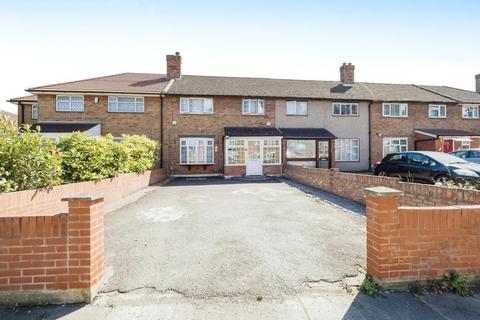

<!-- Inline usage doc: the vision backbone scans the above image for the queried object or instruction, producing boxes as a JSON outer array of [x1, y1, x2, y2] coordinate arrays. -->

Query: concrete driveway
[[101, 177, 366, 300]]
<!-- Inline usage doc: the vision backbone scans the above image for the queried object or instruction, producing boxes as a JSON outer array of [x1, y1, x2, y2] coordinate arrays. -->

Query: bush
[[58, 133, 128, 182], [120, 135, 159, 173], [0, 115, 62, 192]]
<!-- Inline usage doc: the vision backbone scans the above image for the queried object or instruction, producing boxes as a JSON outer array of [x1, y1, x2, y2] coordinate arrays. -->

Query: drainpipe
[[368, 101, 372, 171], [19, 102, 25, 125], [160, 95, 164, 168]]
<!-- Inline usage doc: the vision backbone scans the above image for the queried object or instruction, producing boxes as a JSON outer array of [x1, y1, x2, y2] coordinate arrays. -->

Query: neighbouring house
[[0, 109, 17, 121], [8, 52, 480, 176]]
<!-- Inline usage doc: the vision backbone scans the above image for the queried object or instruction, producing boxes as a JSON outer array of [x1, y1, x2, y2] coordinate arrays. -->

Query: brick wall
[[370, 102, 480, 164], [35, 94, 161, 140], [365, 187, 480, 286], [284, 165, 480, 206], [162, 96, 276, 175], [0, 194, 104, 305], [0, 169, 166, 218]]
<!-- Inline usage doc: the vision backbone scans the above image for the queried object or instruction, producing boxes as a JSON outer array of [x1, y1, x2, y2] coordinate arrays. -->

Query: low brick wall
[[0, 168, 167, 217], [0, 194, 104, 305], [365, 187, 480, 286], [284, 165, 480, 206]]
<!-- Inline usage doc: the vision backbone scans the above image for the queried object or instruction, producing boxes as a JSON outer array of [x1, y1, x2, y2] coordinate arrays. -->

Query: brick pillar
[[364, 187, 403, 282], [62, 193, 104, 302]]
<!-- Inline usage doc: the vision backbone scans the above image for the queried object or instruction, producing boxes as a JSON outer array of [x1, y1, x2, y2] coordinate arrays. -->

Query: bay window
[[180, 137, 214, 165], [180, 98, 213, 114], [335, 139, 359, 161]]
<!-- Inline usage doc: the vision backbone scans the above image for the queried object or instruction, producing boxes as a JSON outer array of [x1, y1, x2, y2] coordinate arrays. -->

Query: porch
[[414, 128, 480, 153]]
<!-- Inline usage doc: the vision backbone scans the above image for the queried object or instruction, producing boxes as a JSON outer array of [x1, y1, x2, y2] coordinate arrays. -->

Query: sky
[[0, 0, 479, 112]]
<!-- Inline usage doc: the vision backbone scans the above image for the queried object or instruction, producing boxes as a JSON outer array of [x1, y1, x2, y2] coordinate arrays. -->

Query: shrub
[[0, 115, 62, 192], [58, 133, 128, 182], [120, 135, 159, 173], [359, 276, 382, 296]]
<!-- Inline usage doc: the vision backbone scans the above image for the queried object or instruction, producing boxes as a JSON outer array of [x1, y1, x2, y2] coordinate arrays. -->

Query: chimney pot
[[167, 52, 182, 79], [340, 62, 355, 85]]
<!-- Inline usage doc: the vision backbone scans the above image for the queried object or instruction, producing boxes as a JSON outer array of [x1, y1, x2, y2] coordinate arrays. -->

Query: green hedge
[[0, 116, 62, 192], [0, 117, 159, 192]]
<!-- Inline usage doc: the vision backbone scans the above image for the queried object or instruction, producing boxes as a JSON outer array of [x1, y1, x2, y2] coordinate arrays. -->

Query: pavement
[[1, 177, 479, 319]]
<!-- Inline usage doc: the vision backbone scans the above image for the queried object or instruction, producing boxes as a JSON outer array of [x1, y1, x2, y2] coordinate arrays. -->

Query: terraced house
[[9, 53, 480, 176]]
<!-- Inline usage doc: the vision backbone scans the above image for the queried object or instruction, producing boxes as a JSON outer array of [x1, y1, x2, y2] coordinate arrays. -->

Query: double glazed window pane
[[287, 140, 315, 158], [243, 99, 264, 114], [180, 98, 213, 114], [108, 97, 144, 113], [287, 101, 307, 115], [180, 138, 214, 164]]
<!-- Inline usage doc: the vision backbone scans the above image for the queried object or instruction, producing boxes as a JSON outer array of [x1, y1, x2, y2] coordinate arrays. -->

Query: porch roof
[[279, 128, 336, 139], [29, 122, 99, 133], [415, 128, 480, 138], [224, 127, 283, 137]]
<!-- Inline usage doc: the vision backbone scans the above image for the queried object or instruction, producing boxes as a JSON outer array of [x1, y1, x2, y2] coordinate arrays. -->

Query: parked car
[[374, 151, 480, 183], [449, 149, 480, 164]]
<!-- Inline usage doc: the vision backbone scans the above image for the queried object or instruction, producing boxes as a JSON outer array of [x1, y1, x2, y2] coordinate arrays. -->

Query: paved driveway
[[101, 177, 366, 300]]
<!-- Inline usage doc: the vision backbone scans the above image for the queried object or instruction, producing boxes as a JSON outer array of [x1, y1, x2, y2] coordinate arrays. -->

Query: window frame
[[31, 104, 38, 120], [224, 137, 282, 166], [334, 138, 360, 162], [286, 101, 308, 116], [331, 102, 359, 116], [462, 105, 479, 119], [179, 97, 214, 114], [460, 139, 470, 149], [179, 137, 215, 165], [382, 103, 408, 118], [242, 99, 265, 115], [428, 104, 447, 118], [108, 96, 145, 113], [55, 95, 84, 112], [383, 137, 408, 157]]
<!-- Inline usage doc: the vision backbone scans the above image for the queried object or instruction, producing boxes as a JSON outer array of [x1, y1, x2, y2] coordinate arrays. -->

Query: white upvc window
[[286, 101, 308, 115], [226, 139, 246, 165], [334, 139, 359, 161], [382, 103, 408, 117], [180, 137, 214, 165], [108, 96, 144, 113], [242, 99, 265, 115], [263, 139, 281, 164], [56, 95, 84, 112], [332, 102, 359, 116], [383, 137, 408, 156], [428, 104, 447, 118], [461, 139, 471, 149], [180, 98, 213, 114], [31, 104, 38, 120], [462, 105, 479, 119]]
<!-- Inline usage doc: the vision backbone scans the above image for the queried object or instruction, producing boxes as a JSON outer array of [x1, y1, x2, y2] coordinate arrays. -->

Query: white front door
[[246, 140, 263, 175]]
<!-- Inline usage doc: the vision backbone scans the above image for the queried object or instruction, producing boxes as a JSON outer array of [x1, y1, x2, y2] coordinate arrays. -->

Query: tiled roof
[[224, 127, 282, 137], [8, 95, 37, 103], [415, 128, 480, 137], [168, 75, 455, 103], [279, 128, 336, 139], [416, 85, 480, 103], [24, 73, 460, 102], [29, 73, 172, 95], [30, 122, 99, 133]]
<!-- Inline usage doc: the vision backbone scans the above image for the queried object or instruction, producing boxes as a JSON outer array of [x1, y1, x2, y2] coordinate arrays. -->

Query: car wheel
[[378, 171, 387, 177], [434, 175, 450, 183]]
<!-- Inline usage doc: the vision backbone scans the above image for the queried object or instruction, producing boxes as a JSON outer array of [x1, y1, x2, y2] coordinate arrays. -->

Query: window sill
[[179, 163, 215, 166], [241, 113, 265, 116], [286, 114, 308, 116], [179, 112, 214, 115], [331, 114, 360, 117], [55, 110, 85, 113]]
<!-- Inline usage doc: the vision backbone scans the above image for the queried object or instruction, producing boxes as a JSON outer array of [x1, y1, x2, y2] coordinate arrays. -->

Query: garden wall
[[284, 165, 480, 206], [365, 187, 480, 286], [0, 168, 167, 218]]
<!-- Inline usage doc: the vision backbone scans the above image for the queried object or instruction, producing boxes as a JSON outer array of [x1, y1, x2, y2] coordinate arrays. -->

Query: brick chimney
[[476, 74, 480, 93], [340, 63, 355, 85], [167, 52, 182, 79]]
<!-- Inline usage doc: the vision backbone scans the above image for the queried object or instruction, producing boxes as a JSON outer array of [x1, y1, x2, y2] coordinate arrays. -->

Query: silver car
[[450, 149, 480, 164]]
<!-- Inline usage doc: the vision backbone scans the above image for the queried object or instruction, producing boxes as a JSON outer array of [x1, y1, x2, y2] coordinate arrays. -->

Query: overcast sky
[[1, 0, 479, 112]]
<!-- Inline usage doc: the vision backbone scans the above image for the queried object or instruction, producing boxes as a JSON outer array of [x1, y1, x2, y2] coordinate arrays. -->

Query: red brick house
[[8, 52, 480, 176]]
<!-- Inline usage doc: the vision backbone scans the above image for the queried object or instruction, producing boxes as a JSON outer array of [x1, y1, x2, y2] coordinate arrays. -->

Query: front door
[[246, 140, 262, 175], [443, 139, 453, 153]]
